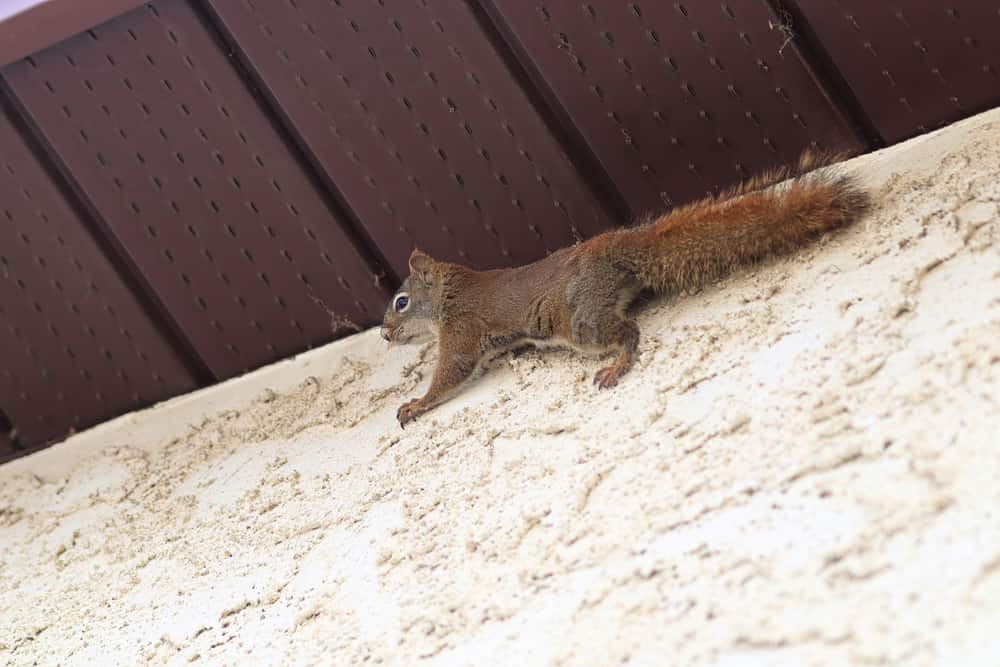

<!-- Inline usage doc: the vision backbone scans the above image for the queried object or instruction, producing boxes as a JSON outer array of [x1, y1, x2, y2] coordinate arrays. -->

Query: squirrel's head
[[381, 249, 440, 345]]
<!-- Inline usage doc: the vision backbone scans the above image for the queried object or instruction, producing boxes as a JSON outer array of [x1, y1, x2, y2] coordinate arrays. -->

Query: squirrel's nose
[[380, 327, 390, 342]]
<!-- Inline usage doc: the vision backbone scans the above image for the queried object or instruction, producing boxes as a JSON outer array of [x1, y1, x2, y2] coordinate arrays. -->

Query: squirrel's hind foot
[[594, 357, 633, 389]]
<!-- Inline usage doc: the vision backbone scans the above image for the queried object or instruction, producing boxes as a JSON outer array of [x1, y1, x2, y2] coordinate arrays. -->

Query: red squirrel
[[381, 151, 870, 427]]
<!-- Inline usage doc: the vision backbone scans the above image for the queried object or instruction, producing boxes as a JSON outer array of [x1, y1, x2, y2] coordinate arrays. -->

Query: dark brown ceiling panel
[[484, 0, 865, 217], [0, 409, 21, 463], [2, 1, 388, 380], [0, 101, 198, 447], [788, 1, 1000, 144], [0, 0, 148, 68], [201, 0, 614, 274]]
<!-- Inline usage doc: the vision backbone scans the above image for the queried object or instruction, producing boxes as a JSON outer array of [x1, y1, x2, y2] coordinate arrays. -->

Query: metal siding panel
[[0, 410, 17, 462], [203, 0, 614, 275], [2, 1, 387, 380], [791, 1, 1000, 144], [0, 0, 149, 68], [486, 0, 865, 216], [0, 102, 198, 446]]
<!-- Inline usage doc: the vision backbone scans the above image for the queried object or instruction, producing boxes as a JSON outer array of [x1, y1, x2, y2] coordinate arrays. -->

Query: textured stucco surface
[[1, 108, 999, 666]]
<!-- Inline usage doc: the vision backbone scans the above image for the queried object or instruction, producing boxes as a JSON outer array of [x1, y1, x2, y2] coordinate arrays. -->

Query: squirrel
[[381, 151, 870, 427]]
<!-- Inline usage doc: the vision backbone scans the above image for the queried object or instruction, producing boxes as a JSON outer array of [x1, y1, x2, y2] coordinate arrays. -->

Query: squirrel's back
[[592, 151, 871, 294]]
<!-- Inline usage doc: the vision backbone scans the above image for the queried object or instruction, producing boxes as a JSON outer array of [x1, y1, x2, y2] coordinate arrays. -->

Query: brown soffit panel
[[789, 1, 1000, 144], [0, 434, 14, 464], [202, 0, 614, 275], [2, 1, 388, 381], [0, 410, 21, 463], [0, 0, 149, 68], [0, 101, 199, 447], [484, 1, 866, 217], [0, 431, 27, 465]]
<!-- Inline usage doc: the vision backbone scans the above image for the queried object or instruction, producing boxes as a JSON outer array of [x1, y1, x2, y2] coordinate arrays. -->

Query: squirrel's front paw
[[397, 399, 425, 428]]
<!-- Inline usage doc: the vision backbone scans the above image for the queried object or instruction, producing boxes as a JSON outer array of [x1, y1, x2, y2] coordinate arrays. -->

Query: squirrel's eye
[[394, 294, 410, 312]]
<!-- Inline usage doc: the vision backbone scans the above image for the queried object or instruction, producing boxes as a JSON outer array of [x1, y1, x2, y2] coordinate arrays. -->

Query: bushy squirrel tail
[[612, 150, 871, 294]]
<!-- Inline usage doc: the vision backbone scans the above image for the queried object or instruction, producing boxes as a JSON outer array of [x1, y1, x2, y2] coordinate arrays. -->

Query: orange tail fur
[[611, 151, 871, 293]]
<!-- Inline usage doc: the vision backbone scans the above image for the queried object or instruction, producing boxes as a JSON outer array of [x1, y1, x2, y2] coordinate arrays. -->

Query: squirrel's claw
[[397, 399, 424, 428], [594, 364, 625, 389]]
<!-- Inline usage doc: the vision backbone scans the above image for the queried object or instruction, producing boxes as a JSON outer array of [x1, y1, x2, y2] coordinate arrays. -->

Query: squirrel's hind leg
[[570, 312, 640, 389], [565, 263, 642, 388], [593, 318, 639, 389]]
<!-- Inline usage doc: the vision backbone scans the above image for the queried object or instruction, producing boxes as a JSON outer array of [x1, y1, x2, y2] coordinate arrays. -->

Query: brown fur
[[381, 151, 870, 427]]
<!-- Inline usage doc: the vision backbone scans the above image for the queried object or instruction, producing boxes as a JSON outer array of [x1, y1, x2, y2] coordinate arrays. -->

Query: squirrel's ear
[[408, 248, 436, 285]]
